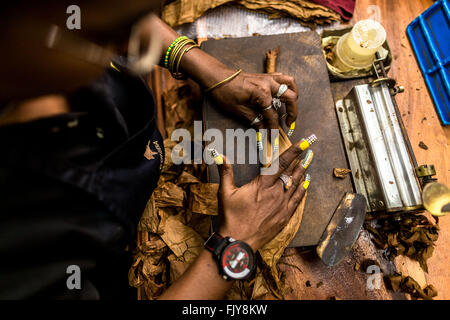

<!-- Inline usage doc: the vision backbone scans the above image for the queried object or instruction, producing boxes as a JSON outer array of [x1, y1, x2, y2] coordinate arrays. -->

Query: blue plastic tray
[[407, 0, 450, 125]]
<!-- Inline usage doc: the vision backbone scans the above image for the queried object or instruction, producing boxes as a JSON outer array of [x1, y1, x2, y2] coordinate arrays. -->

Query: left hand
[[208, 69, 299, 130]]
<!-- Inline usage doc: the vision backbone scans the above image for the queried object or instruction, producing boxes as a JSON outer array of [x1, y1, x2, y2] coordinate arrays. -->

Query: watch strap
[[204, 232, 228, 259]]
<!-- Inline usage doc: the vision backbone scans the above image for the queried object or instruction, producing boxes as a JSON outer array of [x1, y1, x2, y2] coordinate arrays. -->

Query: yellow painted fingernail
[[273, 135, 279, 152], [256, 131, 263, 151], [288, 121, 296, 137], [208, 148, 223, 165], [301, 150, 314, 169], [303, 174, 311, 190], [299, 134, 317, 151]]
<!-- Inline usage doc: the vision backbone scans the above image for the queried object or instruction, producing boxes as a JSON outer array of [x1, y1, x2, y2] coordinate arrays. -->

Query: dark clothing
[[0, 59, 164, 299]]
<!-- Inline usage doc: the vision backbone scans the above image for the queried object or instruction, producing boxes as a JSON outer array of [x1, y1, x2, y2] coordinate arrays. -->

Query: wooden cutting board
[[202, 32, 352, 247]]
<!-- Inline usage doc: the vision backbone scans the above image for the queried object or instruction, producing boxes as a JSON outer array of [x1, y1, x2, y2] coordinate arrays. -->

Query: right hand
[[216, 142, 313, 251], [208, 70, 299, 131]]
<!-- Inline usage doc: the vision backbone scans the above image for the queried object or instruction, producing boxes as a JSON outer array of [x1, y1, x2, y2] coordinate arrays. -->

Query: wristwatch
[[204, 232, 255, 280]]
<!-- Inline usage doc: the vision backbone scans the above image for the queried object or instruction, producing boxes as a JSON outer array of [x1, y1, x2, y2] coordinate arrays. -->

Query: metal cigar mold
[[334, 56, 433, 213]]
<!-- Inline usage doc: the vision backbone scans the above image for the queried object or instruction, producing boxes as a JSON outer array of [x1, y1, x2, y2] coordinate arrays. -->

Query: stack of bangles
[[164, 36, 242, 92], [164, 36, 199, 79]]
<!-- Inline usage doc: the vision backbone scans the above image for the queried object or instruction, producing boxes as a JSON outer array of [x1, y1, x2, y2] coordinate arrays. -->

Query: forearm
[[149, 16, 234, 88], [158, 249, 234, 300], [151, 17, 240, 300]]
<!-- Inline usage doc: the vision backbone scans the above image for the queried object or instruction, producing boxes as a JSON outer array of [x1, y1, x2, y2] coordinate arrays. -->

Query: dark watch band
[[204, 232, 229, 259]]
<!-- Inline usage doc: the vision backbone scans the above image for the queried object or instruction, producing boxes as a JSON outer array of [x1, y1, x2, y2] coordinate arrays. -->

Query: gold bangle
[[168, 39, 188, 72], [168, 39, 195, 74], [205, 69, 242, 93], [175, 44, 199, 78]]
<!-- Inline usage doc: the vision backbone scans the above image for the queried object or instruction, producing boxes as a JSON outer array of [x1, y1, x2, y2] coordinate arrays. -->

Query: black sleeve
[[0, 167, 136, 300]]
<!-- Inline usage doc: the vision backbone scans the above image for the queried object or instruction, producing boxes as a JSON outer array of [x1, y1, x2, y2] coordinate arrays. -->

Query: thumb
[[209, 148, 235, 192]]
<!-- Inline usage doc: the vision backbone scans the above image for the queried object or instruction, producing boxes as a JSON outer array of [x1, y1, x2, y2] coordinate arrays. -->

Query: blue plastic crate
[[407, 0, 450, 125]]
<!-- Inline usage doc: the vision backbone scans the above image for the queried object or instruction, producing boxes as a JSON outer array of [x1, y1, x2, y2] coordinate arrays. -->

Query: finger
[[268, 79, 298, 128], [281, 89, 298, 128], [238, 104, 264, 130], [232, 104, 265, 151], [262, 107, 280, 132], [267, 137, 315, 185], [288, 149, 313, 196], [270, 74, 299, 127], [248, 81, 280, 131], [275, 157, 300, 191], [271, 74, 299, 98], [287, 174, 310, 212], [209, 149, 236, 193]]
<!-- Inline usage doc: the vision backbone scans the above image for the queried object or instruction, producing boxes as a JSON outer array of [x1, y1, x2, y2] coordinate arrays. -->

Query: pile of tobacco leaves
[[365, 212, 439, 299]]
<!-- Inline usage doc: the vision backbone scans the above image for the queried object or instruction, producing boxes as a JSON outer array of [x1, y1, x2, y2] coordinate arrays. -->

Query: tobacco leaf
[[333, 168, 351, 179], [128, 234, 168, 298], [138, 194, 160, 233], [251, 270, 272, 300], [365, 213, 439, 273], [386, 273, 438, 300], [162, 0, 340, 28], [189, 183, 219, 215], [259, 194, 307, 268], [187, 212, 213, 240], [177, 171, 200, 186], [154, 181, 186, 208], [157, 209, 204, 262], [162, 83, 196, 138]]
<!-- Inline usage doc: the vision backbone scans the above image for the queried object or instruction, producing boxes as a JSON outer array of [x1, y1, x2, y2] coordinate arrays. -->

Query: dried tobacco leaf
[[154, 181, 185, 208], [259, 194, 307, 268], [189, 183, 219, 215], [386, 273, 438, 300], [333, 168, 351, 179], [162, 0, 340, 28], [138, 194, 159, 233], [187, 212, 213, 240], [128, 234, 168, 298], [157, 209, 203, 262], [177, 171, 200, 186], [365, 213, 438, 273]]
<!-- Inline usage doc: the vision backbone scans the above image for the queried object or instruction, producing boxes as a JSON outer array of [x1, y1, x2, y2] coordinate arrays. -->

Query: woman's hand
[[215, 141, 313, 251], [209, 69, 299, 131]]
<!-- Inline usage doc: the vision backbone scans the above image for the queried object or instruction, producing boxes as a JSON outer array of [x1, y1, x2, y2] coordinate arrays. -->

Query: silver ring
[[250, 113, 263, 125], [262, 98, 282, 112], [272, 97, 282, 110], [262, 104, 273, 112], [276, 84, 288, 98], [279, 174, 293, 190]]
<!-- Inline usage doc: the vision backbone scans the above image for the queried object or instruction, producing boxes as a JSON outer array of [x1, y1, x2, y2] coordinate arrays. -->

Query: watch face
[[220, 242, 254, 280]]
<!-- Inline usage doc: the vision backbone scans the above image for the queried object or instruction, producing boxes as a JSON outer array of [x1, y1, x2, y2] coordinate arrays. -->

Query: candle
[[334, 19, 386, 72]]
